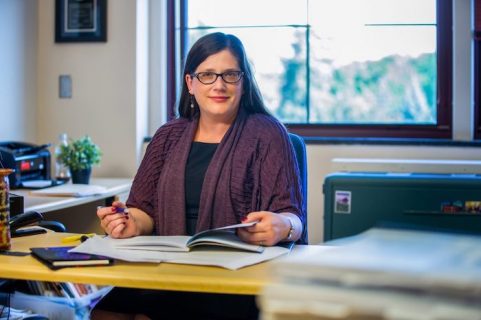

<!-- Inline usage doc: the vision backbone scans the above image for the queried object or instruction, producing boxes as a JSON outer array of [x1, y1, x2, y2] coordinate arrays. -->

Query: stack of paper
[[29, 184, 108, 197], [259, 228, 481, 320]]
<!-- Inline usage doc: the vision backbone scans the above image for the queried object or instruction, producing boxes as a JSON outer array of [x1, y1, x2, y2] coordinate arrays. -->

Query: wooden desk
[[14, 178, 132, 213], [13, 178, 132, 234], [0, 233, 319, 295]]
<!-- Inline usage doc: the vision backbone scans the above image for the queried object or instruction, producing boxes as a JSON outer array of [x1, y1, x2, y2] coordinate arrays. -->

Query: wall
[[0, 0, 37, 142], [36, 0, 146, 179]]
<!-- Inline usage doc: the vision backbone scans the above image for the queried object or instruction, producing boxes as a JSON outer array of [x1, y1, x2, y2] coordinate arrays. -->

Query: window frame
[[171, 0, 453, 139], [475, 0, 481, 139], [475, 40, 480, 139]]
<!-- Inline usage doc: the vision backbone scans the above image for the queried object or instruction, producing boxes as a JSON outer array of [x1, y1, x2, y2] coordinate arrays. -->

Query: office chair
[[288, 133, 308, 243], [288, 133, 308, 205]]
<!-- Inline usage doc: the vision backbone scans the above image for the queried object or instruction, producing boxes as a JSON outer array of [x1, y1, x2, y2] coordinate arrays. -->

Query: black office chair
[[288, 133, 308, 242], [288, 133, 308, 204]]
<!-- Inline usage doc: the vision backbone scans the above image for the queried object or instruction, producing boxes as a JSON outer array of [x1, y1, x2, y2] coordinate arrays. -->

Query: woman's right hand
[[97, 201, 138, 238]]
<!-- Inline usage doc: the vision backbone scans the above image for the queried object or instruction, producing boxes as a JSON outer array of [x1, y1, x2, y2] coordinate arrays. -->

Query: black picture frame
[[55, 0, 107, 43]]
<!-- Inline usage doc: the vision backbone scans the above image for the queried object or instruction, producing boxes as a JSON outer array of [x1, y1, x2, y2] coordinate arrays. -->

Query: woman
[[93, 32, 306, 320]]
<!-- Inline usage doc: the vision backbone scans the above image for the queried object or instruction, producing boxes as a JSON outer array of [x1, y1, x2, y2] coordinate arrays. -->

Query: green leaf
[[57, 135, 102, 170]]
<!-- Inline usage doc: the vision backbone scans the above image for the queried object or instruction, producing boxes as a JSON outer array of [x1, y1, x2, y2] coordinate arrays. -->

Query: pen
[[97, 206, 130, 214], [61, 233, 95, 243]]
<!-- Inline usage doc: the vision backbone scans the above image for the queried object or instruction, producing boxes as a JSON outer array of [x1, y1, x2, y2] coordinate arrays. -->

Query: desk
[[0, 233, 319, 295], [13, 178, 132, 234], [14, 178, 132, 213]]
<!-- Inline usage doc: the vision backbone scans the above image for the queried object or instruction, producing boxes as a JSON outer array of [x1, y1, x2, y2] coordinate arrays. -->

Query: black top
[[185, 142, 218, 235]]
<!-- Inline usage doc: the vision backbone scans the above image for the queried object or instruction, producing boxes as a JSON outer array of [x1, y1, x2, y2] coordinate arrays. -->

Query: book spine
[[64, 282, 81, 299], [58, 282, 77, 299]]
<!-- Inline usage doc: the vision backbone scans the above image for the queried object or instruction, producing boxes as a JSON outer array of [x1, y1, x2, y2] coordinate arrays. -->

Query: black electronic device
[[9, 193, 24, 216], [7, 211, 66, 237], [0, 141, 52, 189], [9, 211, 44, 230]]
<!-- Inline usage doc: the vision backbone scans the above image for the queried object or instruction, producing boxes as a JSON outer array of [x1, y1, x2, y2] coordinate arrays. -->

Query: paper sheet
[[275, 228, 481, 294], [70, 235, 289, 270], [29, 184, 108, 197]]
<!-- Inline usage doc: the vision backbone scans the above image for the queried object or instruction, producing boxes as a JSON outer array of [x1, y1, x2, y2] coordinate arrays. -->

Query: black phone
[[9, 211, 46, 237]]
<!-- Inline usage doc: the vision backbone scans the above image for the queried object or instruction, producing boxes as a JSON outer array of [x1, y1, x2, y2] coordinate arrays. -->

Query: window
[[173, 0, 452, 138], [475, 0, 481, 139]]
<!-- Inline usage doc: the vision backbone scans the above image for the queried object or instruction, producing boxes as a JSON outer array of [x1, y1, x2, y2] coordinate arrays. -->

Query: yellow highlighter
[[61, 233, 95, 244]]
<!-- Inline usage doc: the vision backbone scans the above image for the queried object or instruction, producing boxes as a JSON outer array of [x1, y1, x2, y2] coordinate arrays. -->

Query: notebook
[[30, 246, 113, 270]]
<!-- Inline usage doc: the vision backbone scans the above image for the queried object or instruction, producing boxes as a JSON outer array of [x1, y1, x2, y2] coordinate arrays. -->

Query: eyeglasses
[[191, 71, 244, 85]]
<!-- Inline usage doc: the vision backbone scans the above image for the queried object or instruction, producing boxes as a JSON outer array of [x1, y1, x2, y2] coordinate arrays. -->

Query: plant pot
[[70, 167, 92, 184]]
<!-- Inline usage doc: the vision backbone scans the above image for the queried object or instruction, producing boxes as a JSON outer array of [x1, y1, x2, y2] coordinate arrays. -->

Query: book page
[[71, 235, 290, 269], [107, 221, 261, 253], [108, 235, 191, 252], [190, 220, 258, 241], [70, 235, 168, 263], [163, 246, 289, 270], [187, 231, 264, 253]]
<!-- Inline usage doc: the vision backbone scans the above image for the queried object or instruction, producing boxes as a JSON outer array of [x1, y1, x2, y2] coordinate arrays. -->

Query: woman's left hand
[[237, 211, 291, 246]]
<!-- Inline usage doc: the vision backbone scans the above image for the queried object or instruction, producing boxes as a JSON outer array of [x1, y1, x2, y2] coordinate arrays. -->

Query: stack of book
[[259, 228, 481, 320], [24, 281, 101, 299]]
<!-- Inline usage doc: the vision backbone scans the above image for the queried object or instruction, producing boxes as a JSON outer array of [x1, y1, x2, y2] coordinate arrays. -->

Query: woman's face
[[186, 49, 243, 122]]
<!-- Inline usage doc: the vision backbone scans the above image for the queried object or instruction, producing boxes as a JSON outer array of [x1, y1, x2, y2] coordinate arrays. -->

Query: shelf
[[404, 210, 481, 216]]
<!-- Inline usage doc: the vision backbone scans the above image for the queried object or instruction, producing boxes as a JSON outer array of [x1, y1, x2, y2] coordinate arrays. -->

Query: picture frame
[[55, 0, 107, 43]]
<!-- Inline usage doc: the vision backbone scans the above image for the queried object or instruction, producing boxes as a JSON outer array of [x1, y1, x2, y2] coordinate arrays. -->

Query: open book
[[70, 221, 292, 270], [104, 221, 263, 253]]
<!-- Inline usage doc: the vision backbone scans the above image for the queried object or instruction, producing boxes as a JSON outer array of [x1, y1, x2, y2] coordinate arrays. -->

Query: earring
[[190, 95, 195, 109]]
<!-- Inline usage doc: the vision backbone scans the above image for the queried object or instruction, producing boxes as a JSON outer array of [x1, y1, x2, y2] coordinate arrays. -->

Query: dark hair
[[178, 32, 270, 119]]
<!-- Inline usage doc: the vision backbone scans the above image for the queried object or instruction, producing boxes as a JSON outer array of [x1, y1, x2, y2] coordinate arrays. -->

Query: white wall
[[36, 0, 145, 178], [0, 0, 37, 142]]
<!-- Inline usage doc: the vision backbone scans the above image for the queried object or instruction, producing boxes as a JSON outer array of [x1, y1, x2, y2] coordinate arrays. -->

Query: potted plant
[[57, 135, 102, 184]]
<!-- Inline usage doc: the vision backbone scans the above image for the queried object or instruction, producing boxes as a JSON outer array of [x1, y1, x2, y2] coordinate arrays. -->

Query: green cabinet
[[323, 172, 481, 241]]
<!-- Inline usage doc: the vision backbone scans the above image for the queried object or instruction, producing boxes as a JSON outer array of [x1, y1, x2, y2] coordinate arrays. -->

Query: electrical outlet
[[59, 75, 72, 98]]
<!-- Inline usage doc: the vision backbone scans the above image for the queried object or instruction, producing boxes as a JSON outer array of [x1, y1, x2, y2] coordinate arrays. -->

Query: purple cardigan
[[127, 110, 307, 244]]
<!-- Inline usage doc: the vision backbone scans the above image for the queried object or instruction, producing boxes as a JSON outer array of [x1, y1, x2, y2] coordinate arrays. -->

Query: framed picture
[[55, 0, 107, 43]]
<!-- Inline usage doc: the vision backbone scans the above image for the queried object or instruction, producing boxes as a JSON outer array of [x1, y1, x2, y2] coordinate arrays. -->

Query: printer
[[0, 142, 51, 189]]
